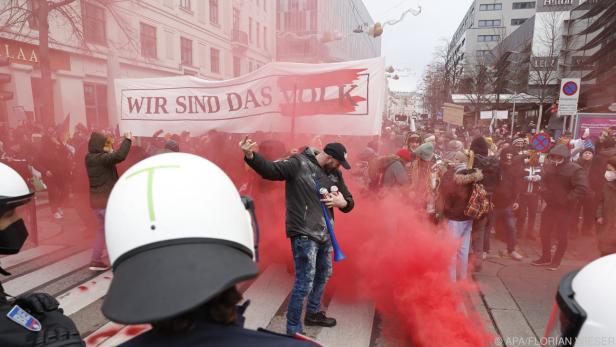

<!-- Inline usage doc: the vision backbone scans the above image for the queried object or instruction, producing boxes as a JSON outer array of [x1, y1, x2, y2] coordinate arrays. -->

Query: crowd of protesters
[[352, 122, 616, 281], [1, 118, 616, 280]]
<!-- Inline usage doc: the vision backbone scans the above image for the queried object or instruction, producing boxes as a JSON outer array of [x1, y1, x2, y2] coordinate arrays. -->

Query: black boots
[[305, 311, 337, 327]]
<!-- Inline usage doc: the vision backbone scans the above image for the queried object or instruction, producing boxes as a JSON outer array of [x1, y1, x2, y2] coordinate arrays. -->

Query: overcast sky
[[363, 0, 473, 92]]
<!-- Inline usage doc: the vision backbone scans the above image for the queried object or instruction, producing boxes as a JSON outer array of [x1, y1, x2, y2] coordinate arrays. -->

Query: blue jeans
[[286, 236, 332, 335], [448, 220, 472, 281], [493, 207, 517, 253], [91, 208, 106, 262]]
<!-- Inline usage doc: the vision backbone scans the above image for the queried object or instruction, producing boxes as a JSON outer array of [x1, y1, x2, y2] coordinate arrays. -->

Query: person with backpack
[[440, 150, 485, 281], [469, 136, 500, 271], [382, 149, 412, 188]]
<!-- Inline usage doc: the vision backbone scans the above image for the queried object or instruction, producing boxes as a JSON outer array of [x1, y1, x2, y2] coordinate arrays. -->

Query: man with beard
[[240, 137, 354, 336], [532, 144, 589, 270]]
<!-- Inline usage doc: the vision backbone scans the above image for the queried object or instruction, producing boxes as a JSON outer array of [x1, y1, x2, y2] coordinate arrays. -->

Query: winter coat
[[85, 133, 131, 209], [440, 166, 483, 221], [245, 147, 354, 243], [383, 160, 409, 187], [596, 181, 616, 256], [493, 156, 523, 209], [473, 154, 500, 194], [540, 144, 589, 209]]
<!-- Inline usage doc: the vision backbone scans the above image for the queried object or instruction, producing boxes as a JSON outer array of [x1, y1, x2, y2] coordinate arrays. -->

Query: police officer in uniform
[[0, 162, 84, 347], [101, 153, 319, 346]]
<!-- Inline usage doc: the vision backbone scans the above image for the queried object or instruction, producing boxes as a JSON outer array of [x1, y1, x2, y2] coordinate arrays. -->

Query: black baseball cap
[[324, 143, 351, 169]]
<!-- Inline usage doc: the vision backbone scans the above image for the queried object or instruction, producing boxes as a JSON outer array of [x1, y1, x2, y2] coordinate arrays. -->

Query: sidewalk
[[473, 233, 600, 347]]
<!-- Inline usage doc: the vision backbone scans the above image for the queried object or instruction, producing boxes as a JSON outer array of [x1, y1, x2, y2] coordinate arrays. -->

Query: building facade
[[0, 0, 277, 129], [276, 0, 381, 63], [449, 0, 537, 67]]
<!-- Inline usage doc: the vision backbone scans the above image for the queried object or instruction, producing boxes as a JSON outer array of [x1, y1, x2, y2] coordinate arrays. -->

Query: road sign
[[531, 132, 551, 153], [558, 78, 581, 116]]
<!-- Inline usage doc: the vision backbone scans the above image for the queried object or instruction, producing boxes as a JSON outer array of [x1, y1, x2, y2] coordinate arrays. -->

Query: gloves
[[32, 309, 85, 347], [14, 293, 59, 314]]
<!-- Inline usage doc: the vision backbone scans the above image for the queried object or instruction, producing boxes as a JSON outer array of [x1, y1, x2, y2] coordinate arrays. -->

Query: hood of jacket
[[454, 168, 484, 185], [470, 137, 489, 156], [88, 132, 107, 154], [549, 144, 571, 159]]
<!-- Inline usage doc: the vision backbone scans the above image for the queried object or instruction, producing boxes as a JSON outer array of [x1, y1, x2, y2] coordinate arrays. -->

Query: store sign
[[537, 0, 579, 12], [574, 113, 616, 138], [0, 39, 70, 71]]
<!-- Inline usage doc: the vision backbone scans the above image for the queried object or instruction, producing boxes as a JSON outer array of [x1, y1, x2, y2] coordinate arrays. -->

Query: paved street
[[2, 198, 600, 347], [474, 231, 599, 347]]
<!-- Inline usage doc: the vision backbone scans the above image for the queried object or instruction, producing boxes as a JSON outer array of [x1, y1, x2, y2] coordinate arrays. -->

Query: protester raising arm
[[240, 136, 301, 181]]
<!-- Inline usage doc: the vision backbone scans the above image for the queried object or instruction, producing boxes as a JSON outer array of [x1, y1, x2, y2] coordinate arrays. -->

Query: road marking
[[96, 325, 151, 347], [3, 250, 91, 296], [58, 270, 113, 316], [316, 295, 375, 347], [85, 322, 123, 347], [242, 264, 294, 330], [0, 245, 64, 269]]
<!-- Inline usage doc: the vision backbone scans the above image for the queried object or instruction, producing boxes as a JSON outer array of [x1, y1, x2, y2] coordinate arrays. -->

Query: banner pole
[[291, 83, 298, 142]]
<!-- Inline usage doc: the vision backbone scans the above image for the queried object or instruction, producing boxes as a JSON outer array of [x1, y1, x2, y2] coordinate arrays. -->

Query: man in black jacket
[[85, 132, 132, 271], [532, 144, 589, 270], [240, 137, 354, 336]]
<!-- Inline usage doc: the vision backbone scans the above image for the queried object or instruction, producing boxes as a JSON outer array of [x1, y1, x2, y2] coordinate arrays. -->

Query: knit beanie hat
[[423, 134, 436, 144], [415, 142, 435, 161], [396, 148, 412, 162]]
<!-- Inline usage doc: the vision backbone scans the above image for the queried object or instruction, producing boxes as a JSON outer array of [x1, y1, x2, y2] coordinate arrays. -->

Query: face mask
[[550, 158, 564, 166], [0, 219, 28, 255], [605, 171, 616, 182]]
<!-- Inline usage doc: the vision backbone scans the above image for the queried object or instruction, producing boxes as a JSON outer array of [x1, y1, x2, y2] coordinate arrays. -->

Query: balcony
[[231, 29, 248, 52]]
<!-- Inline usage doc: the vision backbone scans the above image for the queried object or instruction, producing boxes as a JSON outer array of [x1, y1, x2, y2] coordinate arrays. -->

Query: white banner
[[480, 110, 508, 120], [115, 57, 385, 136]]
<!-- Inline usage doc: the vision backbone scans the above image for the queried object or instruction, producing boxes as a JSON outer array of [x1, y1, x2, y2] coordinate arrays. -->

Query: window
[[180, 0, 191, 11], [476, 50, 491, 57], [479, 3, 502, 11], [478, 19, 501, 27], [256, 22, 260, 47], [140, 23, 157, 58], [210, 48, 220, 73], [511, 18, 527, 25], [263, 26, 267, 49], [249, 17, 253, 43], [209, 0, 219, 25], [233, 56, 241, 77], [181, 37, 193, 66], [84, 3, 106, 45], [83, 83, 108, 130], [512, 1, 535, 9], [477, 35, 500, 42], [233, 7, 240, 30]]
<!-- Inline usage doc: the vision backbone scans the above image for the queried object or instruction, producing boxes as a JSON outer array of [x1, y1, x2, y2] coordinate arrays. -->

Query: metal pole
[[511, 92, 517, 137]]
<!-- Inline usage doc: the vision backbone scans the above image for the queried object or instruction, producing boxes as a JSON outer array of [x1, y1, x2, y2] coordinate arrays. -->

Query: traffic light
[[0, 56, 13, 101]]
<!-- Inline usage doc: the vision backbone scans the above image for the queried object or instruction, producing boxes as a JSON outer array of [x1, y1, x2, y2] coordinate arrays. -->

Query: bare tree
[[420, 40, 463, 119], [458, 58, 493, 126], [528, 11, 565, 133], [0, 0, 138, 127]]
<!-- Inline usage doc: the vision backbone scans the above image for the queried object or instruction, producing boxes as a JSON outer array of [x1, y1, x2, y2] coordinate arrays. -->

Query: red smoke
[[223, 133, 492, 346]]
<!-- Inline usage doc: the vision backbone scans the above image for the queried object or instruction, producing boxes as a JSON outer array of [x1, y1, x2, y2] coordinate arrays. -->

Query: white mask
[[605, 171, 616, 182]]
